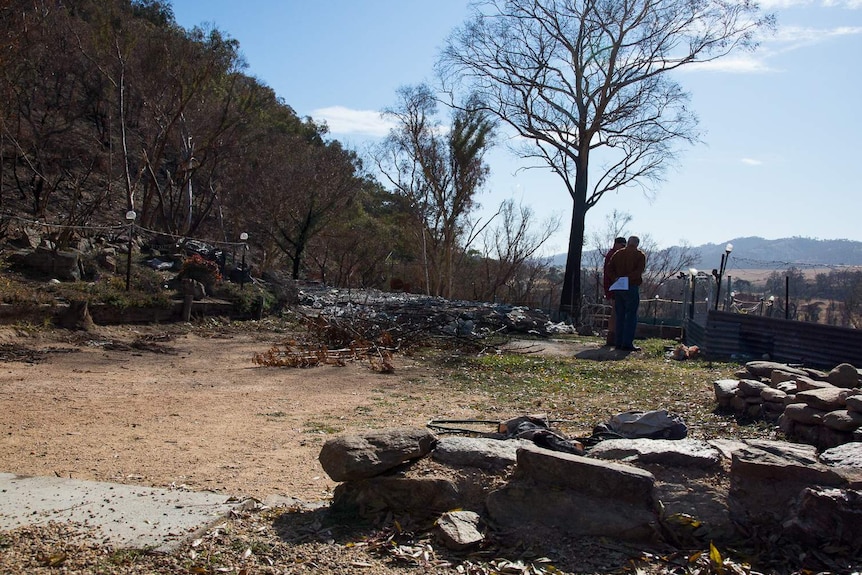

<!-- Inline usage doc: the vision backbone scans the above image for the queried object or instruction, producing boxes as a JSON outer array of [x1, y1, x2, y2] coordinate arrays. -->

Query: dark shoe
[[621, 346, 642, 352]]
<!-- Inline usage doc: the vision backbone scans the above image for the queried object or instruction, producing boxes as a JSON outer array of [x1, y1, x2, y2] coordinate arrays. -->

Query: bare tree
[[440, 0, 772, 320], [474, 199, 560, 301]]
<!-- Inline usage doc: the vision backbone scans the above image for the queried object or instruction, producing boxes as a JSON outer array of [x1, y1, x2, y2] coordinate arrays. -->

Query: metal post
[[239, 232, 248, 290], [785, 276, 790, 320], [124, 210, 136, 291]]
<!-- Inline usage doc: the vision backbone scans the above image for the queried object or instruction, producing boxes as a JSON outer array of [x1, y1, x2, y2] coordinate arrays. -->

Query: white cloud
[[741, 158, 764, 166], [759, 0, 862, 8], [684, 55, 773, 73], [310, 106, 396, 137]]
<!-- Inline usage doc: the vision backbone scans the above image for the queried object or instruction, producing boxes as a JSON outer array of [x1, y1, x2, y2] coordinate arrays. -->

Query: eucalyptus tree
[[440, 0, 773, 319], [376, 84, 495, 298], [0, 0, 107, 229]]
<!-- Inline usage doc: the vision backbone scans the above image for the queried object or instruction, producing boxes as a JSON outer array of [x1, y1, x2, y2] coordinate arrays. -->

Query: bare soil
[[0, 323, 495, 503]]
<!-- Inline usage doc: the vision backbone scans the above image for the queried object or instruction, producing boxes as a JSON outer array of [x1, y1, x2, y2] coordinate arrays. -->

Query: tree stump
[[58, 300, 96, 332]]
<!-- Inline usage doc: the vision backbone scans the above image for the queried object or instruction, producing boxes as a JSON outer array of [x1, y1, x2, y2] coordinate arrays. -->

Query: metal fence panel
[[694, 311, 862, 368]]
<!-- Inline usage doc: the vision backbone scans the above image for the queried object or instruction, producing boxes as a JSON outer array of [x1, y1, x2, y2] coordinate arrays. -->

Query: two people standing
[[606, 236, 647, 351]]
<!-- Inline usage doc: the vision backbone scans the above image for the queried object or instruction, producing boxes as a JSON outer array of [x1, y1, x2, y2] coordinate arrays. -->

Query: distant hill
[[551, 237, 862, 269]]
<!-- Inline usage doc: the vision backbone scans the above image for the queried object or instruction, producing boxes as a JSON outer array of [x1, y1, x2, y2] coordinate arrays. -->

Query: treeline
[[0, 0, 556, 304]]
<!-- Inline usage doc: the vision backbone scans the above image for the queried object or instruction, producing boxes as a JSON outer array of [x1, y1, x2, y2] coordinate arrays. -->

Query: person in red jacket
[[607, 236, 647, 351], [602, 237, 627, 346]]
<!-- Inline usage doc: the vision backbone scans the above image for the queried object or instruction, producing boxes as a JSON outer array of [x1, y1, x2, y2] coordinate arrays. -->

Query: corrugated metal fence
[[684, 311, 862, 369]]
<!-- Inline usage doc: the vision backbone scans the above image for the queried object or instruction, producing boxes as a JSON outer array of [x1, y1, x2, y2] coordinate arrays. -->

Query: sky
[[171, 0, 862, 257]]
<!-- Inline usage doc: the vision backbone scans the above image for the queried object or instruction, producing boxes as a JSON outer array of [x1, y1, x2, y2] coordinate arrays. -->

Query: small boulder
[[827, 363, 861, 389], [436, 510, 484, 550], [318, 428, 437, 482], [796, 387, 853, 412]]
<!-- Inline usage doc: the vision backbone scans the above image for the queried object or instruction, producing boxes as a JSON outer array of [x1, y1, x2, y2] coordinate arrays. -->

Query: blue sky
[[171, 0, 862, 255]]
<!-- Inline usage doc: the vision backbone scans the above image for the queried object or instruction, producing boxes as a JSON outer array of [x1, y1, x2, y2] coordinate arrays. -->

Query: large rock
[[485, 445, 660, 543], [330, 475, 459, 519], [794, 375, 835, 392], [737, 379, 770, 398], [744, 361, 806, 378], [783, 487, 862, 548], [822, 410, 862, 432], [796, 387, 853, 411], [7, 247, 82, 281], [713, 379, 739, 407], [820, 442, 862, 468], [318, 428, 437, 481], [827, 363, 861, 389], [432, 436, 532, 471], [728, 440, 861, 530], [783, 403, 828, 425], [588, 438, 721, 469]]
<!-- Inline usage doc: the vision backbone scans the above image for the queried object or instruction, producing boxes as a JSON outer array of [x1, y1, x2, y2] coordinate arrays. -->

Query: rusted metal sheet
[[698, 311, 862, 369]]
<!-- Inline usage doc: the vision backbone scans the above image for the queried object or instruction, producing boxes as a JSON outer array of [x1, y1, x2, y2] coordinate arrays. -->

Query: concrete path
[[0, 472, 249, 551]]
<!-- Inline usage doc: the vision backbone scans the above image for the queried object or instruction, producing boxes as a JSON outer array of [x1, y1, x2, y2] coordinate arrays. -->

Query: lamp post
[[239, 232, 248, 290], [653, 294, 659, 325], [713, 243, 733, 311], [124, 210, 136, 291], [688, 268, 698, 320]]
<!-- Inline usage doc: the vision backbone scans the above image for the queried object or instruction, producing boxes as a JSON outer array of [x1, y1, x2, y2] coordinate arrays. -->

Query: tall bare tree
[[440, 0, 772, 320], [375, 84, 495, 298]]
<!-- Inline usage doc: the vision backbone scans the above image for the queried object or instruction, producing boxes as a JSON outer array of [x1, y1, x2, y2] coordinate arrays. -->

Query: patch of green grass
[[436, 338, 769, 441]]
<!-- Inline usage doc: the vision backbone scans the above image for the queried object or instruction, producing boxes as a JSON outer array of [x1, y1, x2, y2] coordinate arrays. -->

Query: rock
[[776, 381, 797, 394], [737, 379, 771, 397], [820, 442, 862, 468], [432, 436, 531, 471], [783, 487, 862, 548], [783, 403, 827, 425], [847, 394, 862, 413], [817, 427, 856, 450], [485, 445, 659, 542], [761, 401, 785, 419], [796, 387, 853, 411], [7, 247, 82, 281], [515, 444, 656, 505], [771, 370, 800, 386], [588, 438, 721, 469], [744, 361, 806, 378], [708, 439, 748, 460], [761, 387, 787, 402], [436, 510, 484, 550], [330, 475, 460, 519], [728, 440, 855, 530], [794, 375, 835, 392], [318, 428, 437, 482], [713, 379, 739, 406], [822, 409, 862, 432], [803, 367, 829, 380], [777, 413, 794, 435], [827, 363, 861, 389]]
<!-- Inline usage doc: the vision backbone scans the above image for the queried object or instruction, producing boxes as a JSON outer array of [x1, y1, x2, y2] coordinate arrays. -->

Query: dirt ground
[[0, 323, 504, 503]]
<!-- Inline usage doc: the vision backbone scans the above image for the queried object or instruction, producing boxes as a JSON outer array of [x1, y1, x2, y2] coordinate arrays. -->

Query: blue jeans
[[613, 286, 640, 348]]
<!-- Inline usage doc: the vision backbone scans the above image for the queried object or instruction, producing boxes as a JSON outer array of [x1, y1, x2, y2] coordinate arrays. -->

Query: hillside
[[553, 236, 862, 269]]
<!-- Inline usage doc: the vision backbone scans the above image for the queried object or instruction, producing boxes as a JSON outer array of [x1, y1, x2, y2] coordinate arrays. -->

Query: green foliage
[[44, 266, 172, 310], [211, 282, 275, 315]]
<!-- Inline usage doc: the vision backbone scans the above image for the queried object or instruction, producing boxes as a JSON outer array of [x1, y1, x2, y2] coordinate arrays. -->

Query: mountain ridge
[[552, 236, 862, 269]]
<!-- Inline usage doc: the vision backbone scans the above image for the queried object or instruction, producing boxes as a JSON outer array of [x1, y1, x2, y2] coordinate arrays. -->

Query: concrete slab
[[0, 473, 250, 551]]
